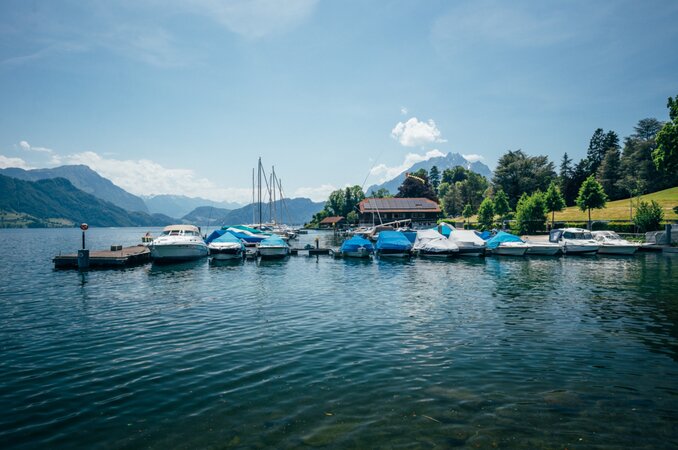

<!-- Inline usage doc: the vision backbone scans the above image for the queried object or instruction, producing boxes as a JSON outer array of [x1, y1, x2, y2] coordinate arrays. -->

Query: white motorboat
[[448, 229, 486, 256], [413, 229, 459, 258], [207, 231, 244, 260], [257, 235, 290, 259], [549, 228, 599, 255], [150, 225, 208, 262], [484, 231, 529, 256], [592, 231, 640, 255], [524, 240, 562, 256]]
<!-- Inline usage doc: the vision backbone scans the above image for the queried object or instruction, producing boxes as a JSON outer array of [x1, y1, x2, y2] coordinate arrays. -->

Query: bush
[[634, 200, 664, 232], [513, 192, 547, 234]]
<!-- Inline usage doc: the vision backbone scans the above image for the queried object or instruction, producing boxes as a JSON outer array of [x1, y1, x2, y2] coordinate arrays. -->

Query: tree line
[[309, 93, 678, 231]]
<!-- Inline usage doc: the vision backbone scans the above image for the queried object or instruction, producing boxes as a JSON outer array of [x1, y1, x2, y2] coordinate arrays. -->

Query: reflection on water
[[0, 228, 676, 449]]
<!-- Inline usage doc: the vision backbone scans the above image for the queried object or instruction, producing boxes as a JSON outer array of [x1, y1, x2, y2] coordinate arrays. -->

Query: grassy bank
[[553, 186, 678, 221]]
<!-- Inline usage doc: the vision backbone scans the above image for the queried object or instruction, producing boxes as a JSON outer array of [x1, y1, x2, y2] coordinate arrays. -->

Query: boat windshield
[[563, 231, 593, 240], [161, 229, 198, 236]]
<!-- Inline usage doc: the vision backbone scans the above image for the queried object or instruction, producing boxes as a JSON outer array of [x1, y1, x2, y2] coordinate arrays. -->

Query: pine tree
[[429, 165, 440, 191]]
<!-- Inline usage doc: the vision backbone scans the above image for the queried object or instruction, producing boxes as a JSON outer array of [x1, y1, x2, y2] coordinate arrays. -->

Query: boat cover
[[475, 230, 493, 240], [205, 229, 227, 244], [448, 229, 486, 246], [485, 231, 524, 250], [340, 236, 374, 253], [258, 235, 289, 248], [224, 227, 268, 243], [433, 223, 455, 237], [414, 229, 458, 252], [211, 232, 244, 248], [376, 231, 413, 251], [228, 225, 267, 235]]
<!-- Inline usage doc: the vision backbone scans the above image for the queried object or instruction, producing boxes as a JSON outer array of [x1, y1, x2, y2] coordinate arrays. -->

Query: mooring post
[[78, 223, 90, 270]]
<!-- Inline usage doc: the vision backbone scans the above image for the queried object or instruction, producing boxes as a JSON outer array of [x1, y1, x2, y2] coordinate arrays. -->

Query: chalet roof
[[359, 197, 441, 213], [319, 216, 346, 224]]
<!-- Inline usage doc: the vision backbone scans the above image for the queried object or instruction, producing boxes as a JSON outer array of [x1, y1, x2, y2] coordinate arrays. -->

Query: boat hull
[[456, 247, 485, 257], [491, 246, 527, 256], [418, 250, 457, 258], [563, 244, 598, 255], [209, 246, 243, 260], [151, 244, 208, 262], [597, 245, 638, 255], [343, 248, 372, 258], [377, 249, 411, 258], [526, 245, 561, 256], [258, 247, 290, 259]]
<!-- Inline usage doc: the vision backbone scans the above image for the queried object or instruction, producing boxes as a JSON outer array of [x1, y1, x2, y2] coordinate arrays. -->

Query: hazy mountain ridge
[[0, 165, 149, 213], [0, 174, 174, 227], [184, 198, 325, 226], [366, 152, 493, 195], [144, 194, 243, 218]]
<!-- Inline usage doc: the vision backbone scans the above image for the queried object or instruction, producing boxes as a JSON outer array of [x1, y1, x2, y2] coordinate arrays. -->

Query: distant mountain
[[0, 165, 149, 213], [206, 198, 325, 226], [181, 206, 231, 225], [366, 152, 493, 196], [143, 194, 243, 218], [0, 174, 174, 228]]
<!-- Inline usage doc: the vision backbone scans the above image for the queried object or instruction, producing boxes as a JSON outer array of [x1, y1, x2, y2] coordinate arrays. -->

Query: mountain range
[[0, 165, 149, 213], [366, 152, 492, 196], [143, 194, 243, 218], [0, 174, 174, 227], [182, 198, 325, 226]]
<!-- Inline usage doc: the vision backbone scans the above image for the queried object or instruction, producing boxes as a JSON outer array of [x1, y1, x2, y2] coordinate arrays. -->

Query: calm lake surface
[[0, 227, 677, 449]]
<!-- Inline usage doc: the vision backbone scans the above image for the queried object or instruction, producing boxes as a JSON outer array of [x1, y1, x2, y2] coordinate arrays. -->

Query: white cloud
[[391, 117, 446, 147], [187, 0, 318, 39], [462, 154, 484, 162], [19, 140, 53, 153], [63, 151, 252, 203], [293, 184, 336, 202], [0, 155, 31, 169], [370, 149, 446, 183], [400, 106, 408, 115]]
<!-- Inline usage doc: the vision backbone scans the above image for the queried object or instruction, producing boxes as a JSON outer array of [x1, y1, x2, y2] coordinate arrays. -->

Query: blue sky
[[1, 0, 677, 202]]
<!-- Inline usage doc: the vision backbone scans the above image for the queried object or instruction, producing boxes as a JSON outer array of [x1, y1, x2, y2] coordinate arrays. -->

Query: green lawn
[[554, 186, 678, 221]]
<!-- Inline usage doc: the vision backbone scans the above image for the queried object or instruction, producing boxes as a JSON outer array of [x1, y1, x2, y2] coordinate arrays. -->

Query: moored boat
[[485, 231, 528, 256], [257, 235, 290, 259], [206, 231, 244, 260], [339, 235, 374, 258], [149, 225, 208, 262], [375, 231, 412, 258], [549, 228, 599, 255], [448, 228, 486, 256], [413, 229, 458, 258], [592, 231, 640, 255]]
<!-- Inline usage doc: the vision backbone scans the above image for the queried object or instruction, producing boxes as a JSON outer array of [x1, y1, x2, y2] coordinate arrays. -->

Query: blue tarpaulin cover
[[485, 231, 524, 250], [432, 223, 455, 237], [213, 232, 244, 246], [224, 227, 268, 243], [205, 229, 227, 244], [340, 236, 374, 253], [376, 231, 413, 251], [475, 230, 493, 240], [258, 235, 289, 248]]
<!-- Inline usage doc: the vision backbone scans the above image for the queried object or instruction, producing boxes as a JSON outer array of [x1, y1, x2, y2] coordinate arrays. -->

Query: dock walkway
[[54, 245, 151, 269]]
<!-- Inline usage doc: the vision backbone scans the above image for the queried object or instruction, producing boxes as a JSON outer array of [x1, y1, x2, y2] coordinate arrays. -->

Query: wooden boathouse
[[358, 197, 441, 227]]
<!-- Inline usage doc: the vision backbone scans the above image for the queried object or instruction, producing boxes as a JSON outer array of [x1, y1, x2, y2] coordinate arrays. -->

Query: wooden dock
[[54, 245, 151, 269]]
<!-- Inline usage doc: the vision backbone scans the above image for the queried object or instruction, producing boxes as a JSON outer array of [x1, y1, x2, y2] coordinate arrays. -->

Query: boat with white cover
[[448, 228, 486, 256], [413, 229, 459, 258], [549, 228, 599, 255], [592, 231, 640, 255], [485, 231, 528, 256], [149, 225, 208, 262], [257, 235, 290, 259]]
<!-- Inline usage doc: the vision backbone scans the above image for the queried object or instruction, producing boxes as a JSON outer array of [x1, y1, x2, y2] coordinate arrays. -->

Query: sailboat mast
[[258, 157, 262, 226], [252, 167, 255, 225]]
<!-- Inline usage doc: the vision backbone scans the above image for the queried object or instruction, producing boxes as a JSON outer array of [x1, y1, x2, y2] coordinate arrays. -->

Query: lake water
[[0, 227, 677, 449]]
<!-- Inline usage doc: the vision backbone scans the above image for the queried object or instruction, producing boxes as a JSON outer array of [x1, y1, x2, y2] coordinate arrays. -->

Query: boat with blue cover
[[206, 230, 245, 260], [485, 231, 529, 256], [257, 235, 290, 259], [375, 231, 412, 258], [339, 235, 374, 258]]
